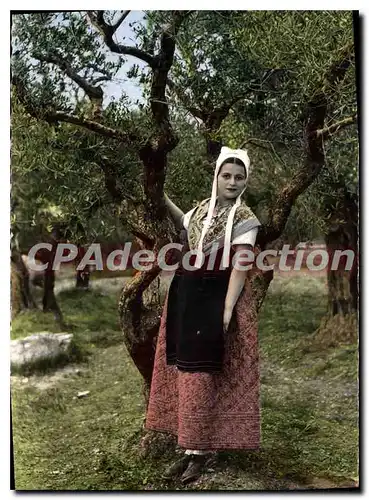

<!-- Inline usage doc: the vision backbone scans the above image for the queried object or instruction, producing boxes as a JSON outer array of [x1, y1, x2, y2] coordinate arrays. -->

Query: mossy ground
[[11, 273, 358, 491]]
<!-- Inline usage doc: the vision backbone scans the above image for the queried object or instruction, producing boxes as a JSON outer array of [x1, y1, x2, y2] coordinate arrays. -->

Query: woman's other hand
[[223, 307, 233, 333]]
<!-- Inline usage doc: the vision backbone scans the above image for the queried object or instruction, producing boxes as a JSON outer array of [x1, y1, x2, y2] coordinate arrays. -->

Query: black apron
[[166, 245, 236, 373]]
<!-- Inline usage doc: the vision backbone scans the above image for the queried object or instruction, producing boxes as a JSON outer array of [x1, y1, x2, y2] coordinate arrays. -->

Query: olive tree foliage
[[12, 12, 121, 116], [12, 91, 206, 249], [228, 10, 358, 244], [137, 10, 358, 332], [137, 11, 357, 246], [11, 94, 137, 323], [11, 95, 137, 249], [228, 11, 358, 244], [165, 114, 210, 211], [218, 10, 358, 324], [12, 12, 155, 247], [135, 11, 267, 159]]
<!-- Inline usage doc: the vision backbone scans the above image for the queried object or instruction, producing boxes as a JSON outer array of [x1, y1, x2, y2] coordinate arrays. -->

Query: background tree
[[223, 11, 358, 332]]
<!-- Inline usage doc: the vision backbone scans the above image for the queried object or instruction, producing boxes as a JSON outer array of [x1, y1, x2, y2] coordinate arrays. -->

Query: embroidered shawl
[[187, 198, 261, 255]]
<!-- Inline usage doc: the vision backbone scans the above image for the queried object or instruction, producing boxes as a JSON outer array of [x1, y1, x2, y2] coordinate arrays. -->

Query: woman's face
[[217, 162, 247, 200]]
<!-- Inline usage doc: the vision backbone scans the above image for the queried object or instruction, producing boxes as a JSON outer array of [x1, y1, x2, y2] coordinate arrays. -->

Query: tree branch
[[316, 114, 357, 140], [78, 157, 156, 251], [87, 11, 155, 68], [131, 230, 155, 249], [17, 100, 140, 146], [91, 75, 111, 85], [47, 111, 140, 143], [119, 199, 156, 249], [168, 75, 252, 164], [34, 52, 104, 118], [113, 10, 131, 31], [13, 75, 140, 143], [166, 77, 204, 119], [93, 155, 143, 208], [97, 155, 124, 202], [149, 11, 189, 134], [240, 138, 274, 152]]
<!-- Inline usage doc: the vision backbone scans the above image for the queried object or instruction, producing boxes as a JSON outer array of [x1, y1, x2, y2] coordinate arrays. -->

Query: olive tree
[[11, 11, 357, 397]]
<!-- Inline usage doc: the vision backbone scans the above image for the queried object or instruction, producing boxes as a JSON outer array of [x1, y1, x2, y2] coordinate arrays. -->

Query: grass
[[89, 268, 135, 280], [11, 273, 358, 491], [11, 287, 122, 346]]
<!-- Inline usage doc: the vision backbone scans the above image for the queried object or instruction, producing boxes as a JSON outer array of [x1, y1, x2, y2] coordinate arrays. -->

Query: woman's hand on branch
[[223, 307, 233, 334]]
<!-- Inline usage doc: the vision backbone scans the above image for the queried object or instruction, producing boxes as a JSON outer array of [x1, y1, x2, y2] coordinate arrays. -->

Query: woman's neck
[[216, 197, 235, 208]]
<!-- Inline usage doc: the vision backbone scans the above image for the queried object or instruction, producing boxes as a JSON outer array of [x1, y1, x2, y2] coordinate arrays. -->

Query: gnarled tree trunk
[[325, 187, 358, 317], [326, 236, 358, 317], [42, 241, 65, 327], [76, 269, 90, 289], [10, 248, 37, 318], [75, 247, 91, 289], [315, 187, 358, 346]]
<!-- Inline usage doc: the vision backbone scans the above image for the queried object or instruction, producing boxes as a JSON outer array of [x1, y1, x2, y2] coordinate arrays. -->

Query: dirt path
[[54, 277, 126, 295]]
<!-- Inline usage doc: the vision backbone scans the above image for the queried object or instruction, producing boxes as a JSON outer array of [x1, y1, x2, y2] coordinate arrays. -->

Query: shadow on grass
[[217, 398, 318, 488], [259, 276, 327, 366], [58, 288, 121, 335]]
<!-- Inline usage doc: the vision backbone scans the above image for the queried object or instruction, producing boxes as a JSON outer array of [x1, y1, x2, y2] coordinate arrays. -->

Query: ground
[[10, 271, 358, 491]]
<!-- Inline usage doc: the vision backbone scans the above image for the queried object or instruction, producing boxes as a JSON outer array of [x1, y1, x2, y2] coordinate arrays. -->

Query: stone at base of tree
[[139, 429, 177, 459], [10, 332, 73, 372]]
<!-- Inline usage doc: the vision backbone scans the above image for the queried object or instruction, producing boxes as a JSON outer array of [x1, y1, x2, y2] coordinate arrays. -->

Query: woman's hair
[[219, 157, 246, 177]]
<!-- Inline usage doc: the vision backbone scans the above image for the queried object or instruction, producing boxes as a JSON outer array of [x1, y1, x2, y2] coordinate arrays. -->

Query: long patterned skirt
[[145, 276, 261, 451]]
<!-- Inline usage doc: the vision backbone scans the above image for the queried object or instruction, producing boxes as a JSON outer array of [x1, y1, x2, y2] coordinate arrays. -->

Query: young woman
[[145, 147, 262, 484]]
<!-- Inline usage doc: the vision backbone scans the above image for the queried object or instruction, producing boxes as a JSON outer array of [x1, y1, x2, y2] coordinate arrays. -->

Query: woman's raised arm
[[164, 192, 185, 230]]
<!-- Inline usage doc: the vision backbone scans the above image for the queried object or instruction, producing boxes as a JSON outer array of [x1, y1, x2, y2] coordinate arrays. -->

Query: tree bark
[[325, 188, 358, 317], [119, 238, 179, 399], [326, 264, 357, 316], [75, 269, 90, 289], [10, 249, 37, 318], [75, 246, 90, 289], [42, 242, 65, 327], [43, 268, 64, 325], [313, 186, 358, 347]]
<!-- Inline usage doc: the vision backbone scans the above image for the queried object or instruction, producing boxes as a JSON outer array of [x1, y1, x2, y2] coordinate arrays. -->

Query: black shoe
[[162, 454, 192, 480], [180, 454, 212, 484]]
